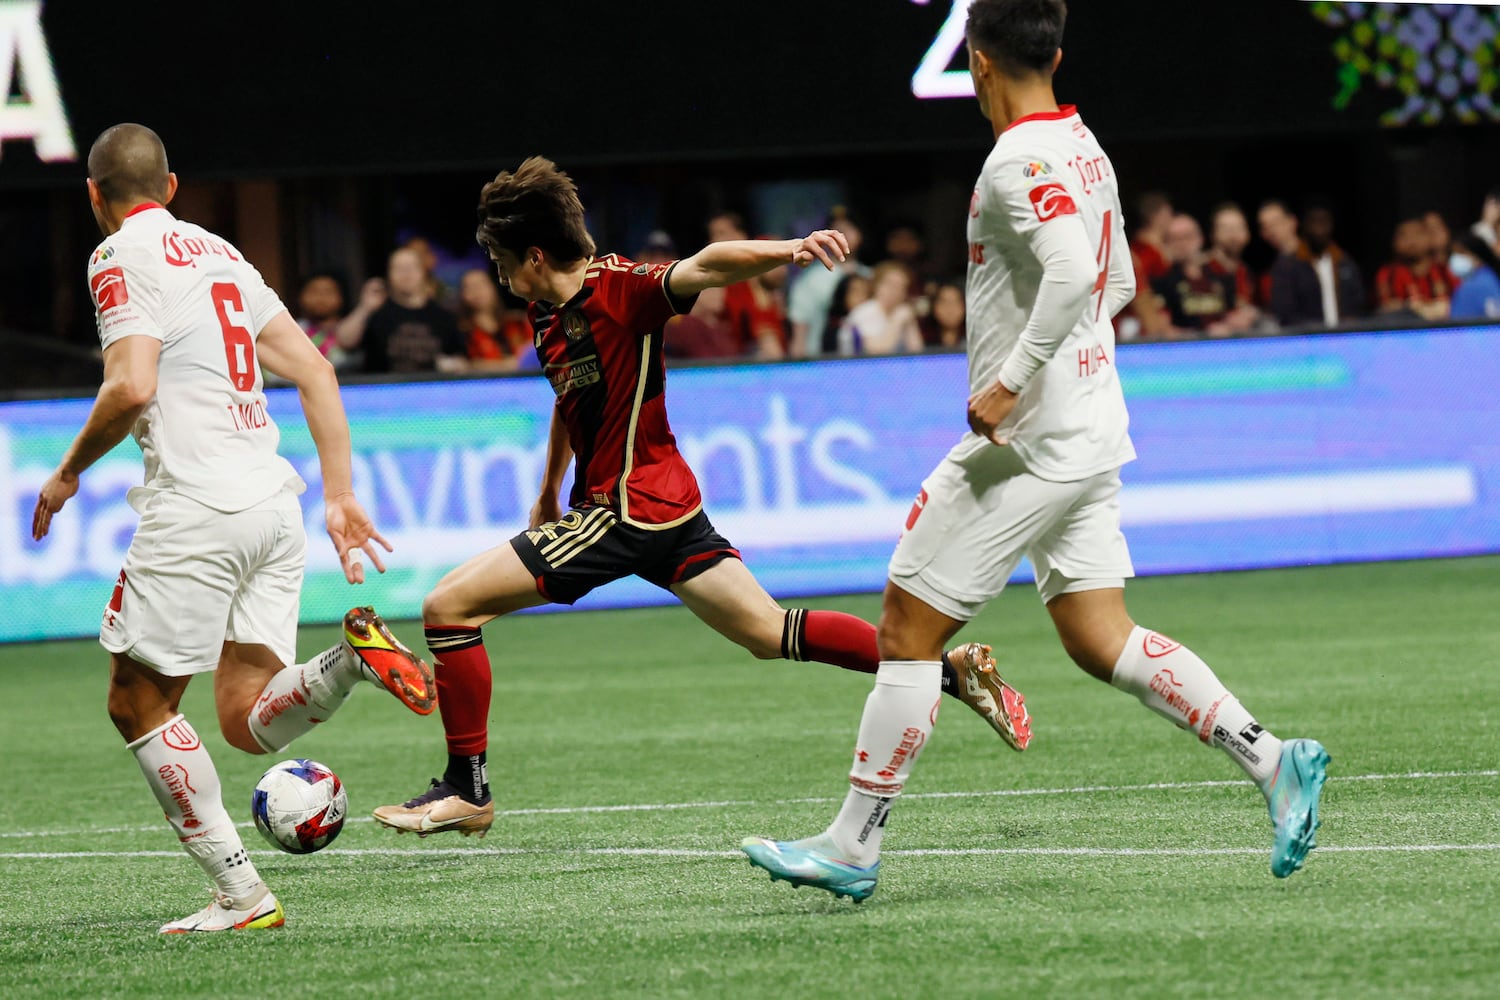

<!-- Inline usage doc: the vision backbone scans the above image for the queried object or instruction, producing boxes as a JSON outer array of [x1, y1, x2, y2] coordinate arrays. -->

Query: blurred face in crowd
[[1422, 211, 1450, 256], [872, 264, 911, 311], [1393, 220, 1428, 263], [707, 213, 747, 243], [843, 274, 872, 311], [1211, 207, 1250, 257], [1164, 215, 1204, 263], [885, 226, 924, 264], [1303, 207, 1335, 254], [387, 248, 428, 301], [1258, 204, 1298, 252], [933, 284, 965, 331], [1146, 202, 1173, 239], [1483, 194, 1500, 227], [404, 237, 438, 275], [298, 276, 342, 323], [637, 234, 675, 265], [460, 269, 500, 313]]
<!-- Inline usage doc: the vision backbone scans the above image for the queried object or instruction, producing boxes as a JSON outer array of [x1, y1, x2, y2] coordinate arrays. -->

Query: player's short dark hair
[[87, 123, 170, 206], [476, 156, 596, 264], [965, 0, 1067, 77]]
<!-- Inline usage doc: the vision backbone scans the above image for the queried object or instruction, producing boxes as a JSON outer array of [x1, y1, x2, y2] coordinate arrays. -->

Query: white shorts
[[888, 440, 1134, 621], [100, 489, 305, 676]]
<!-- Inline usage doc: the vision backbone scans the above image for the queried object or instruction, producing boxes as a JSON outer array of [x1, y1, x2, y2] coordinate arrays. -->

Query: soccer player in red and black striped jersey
[[372, 158, 1032, 837]]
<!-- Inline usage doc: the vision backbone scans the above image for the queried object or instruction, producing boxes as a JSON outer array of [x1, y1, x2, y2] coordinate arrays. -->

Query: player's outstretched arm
[[32, 335, 160, 540], [529, 404, 572, 529], [667, 231, 850, 298], [257, 310, 391, 583]]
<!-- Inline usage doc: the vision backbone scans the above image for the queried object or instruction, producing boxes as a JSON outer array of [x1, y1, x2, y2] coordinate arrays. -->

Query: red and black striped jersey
[[528, 254, 702, 528]]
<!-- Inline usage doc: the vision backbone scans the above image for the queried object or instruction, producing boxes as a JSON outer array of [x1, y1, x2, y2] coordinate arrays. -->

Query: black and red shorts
[[509, 507, 739, 605]]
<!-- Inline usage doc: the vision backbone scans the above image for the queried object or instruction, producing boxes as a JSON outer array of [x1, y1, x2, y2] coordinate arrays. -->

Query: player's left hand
[[967, 380, 1020, 445], [790, 230, 850, 271], [31, 468, 80, 541], [325, 492, 392, 584]]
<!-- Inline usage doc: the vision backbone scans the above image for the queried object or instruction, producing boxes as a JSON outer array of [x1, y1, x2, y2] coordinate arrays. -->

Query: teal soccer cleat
[[741, 836, 879, 902], [1266, 738, 1331, 878]]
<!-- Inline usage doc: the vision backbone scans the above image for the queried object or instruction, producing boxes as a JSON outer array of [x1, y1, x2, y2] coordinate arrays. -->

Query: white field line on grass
[[4, 844, 1500, 861], [0, 769, 1493, 843]]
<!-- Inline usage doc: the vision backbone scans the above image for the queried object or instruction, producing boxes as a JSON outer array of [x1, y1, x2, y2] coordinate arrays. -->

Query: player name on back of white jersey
[[87, 206, 303, 514], [963, 108, 1136, 483]]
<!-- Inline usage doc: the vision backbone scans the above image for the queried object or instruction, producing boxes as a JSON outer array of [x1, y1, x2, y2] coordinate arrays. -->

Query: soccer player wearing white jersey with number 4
[[743, 0, 1330, 901], [31, 124, 438, 933]]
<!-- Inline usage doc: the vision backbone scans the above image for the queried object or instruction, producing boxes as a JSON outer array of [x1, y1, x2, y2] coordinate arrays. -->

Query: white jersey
[[963, 105, 1136, 482], [86, 204, 302, 513]]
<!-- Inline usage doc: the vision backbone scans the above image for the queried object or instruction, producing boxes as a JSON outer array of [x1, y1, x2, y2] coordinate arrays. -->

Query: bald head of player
[[85, 123, 179, 237], [965, 0, 1067, 134]]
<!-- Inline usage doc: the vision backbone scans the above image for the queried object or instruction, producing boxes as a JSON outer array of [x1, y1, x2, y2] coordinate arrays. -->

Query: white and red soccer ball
[[250, 759, 347, 854]]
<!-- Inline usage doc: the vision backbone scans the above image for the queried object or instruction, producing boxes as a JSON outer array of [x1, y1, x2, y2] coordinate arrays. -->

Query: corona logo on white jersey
[[0, 0, 75, 162]]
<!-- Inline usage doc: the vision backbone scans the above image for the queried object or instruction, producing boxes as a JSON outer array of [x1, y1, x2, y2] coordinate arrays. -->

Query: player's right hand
[[325, 492, 392, 584], [790, 230, 850, 271], [529, 492, 561, 529], [31, 468, 79, 541]]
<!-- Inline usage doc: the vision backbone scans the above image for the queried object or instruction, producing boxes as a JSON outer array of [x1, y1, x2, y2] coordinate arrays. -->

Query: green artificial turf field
[[1, 557, 1496, 999]]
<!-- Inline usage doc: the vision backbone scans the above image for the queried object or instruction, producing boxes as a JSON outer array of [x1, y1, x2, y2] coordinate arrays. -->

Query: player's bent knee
[[421, 586, 459, 625]]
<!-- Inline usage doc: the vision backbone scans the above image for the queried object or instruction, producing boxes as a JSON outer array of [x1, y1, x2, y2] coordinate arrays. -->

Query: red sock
[[783, 609, 878, 674], [424, 626, 491, 755]]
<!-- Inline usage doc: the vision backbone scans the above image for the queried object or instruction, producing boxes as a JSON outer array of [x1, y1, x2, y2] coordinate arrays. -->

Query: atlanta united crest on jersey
[[85, 204, 301, 513], [527, 254, 702, 527], [964, 105, 1136, 482]]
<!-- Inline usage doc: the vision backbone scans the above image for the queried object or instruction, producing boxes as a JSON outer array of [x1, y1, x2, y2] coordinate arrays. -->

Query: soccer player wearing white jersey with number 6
[[743, 0, 1330, 901], [31, 124, 438, 933]]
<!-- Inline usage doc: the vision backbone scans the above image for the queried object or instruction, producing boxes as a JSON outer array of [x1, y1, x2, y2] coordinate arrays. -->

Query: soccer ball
[[250, 758, 348, 855]]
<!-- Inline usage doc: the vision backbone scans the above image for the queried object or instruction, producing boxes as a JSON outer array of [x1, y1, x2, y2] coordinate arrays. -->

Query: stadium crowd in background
[[296, 186, 1500, 373]]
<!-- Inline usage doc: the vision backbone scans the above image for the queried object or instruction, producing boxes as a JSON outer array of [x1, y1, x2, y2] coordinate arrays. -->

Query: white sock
[[825, 659, 942, 865], [1110, 625, 1282, 788], [128, 714, 263, 903], [248, 645, 359, 753]]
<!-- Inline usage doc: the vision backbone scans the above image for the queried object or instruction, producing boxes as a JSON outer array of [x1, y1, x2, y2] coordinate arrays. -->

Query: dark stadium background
[[3, 0, 1499, 379]]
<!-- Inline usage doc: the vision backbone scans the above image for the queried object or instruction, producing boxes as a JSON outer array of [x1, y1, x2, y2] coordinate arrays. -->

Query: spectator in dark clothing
[[1258, 200, 1323, 328], [357, 248, 467, 374], [1301, 204, 1366, 325], [921, 280, 966, 348], [1206, 203, 1257, 309], [1153, 215, 1250, 335]]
